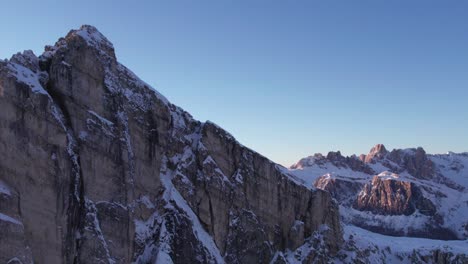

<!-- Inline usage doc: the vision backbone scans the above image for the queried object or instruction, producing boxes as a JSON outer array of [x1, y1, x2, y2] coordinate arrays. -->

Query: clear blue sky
[[1, 1, 467, 166]]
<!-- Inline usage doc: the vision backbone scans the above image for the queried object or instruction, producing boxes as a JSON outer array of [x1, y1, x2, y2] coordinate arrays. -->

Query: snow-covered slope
[[335, 225, 468, 263]]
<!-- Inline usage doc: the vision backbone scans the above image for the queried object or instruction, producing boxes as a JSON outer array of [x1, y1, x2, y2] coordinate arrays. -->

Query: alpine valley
[[0, 26, 466, 264]]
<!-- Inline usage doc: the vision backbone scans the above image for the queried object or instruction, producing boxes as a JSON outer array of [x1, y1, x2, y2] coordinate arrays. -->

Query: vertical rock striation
[[0, 25, 342, 263]]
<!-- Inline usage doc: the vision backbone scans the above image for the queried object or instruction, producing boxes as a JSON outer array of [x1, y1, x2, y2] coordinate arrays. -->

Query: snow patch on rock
[[0, 180, 11, 196], [0, 212, 22, 226], [160, 155, 225, 264]]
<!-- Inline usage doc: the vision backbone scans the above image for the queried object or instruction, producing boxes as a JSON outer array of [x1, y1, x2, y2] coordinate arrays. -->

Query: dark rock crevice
[[40, 66, 87, 264]]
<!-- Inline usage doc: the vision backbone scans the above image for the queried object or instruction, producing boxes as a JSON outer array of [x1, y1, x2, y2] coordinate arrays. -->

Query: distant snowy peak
[[362, 144, 386, 161], [291, 144, 425, 168], [42, 25, 115, 61], [291, 151, 363, 170], [290, 153, 328, 170], [73, 25, 114, 49], [289, 144, 466, 182]]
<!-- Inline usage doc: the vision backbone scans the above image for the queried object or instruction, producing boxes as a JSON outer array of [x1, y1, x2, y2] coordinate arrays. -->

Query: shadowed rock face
[[387, 147, 435, 180], [0, 25, 342, 263], [314, 176, 363, 206]]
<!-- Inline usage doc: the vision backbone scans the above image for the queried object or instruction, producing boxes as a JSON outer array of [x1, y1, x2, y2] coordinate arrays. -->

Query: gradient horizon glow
[[1, 0, 467, 166]]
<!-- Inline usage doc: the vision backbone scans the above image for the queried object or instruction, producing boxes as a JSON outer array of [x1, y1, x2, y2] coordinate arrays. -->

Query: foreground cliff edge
[[0, 26, 466, 264], [0, 25, 342, 263]]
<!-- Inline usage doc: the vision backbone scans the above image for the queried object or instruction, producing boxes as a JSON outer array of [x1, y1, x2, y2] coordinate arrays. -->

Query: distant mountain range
[[286, 144, 467, 262]]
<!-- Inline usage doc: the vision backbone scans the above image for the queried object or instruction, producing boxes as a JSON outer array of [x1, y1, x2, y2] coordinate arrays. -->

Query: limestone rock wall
[[0, 25, 342, 264], [354, 176, 435, 216]]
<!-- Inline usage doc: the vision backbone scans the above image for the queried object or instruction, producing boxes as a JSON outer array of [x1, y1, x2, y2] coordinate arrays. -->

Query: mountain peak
[[365, 144, 388, 162], [42, 25, 115, 61], [68, 25, 114, 49]]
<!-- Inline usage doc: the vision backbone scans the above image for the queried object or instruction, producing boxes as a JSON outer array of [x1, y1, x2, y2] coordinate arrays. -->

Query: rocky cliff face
[[355, 175, 436, 216], [0, 26, 342, 263]]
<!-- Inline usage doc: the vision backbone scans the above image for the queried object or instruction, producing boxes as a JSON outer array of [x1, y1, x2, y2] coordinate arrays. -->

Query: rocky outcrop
[[0, 25, 342, 263], [387, 147, 435, 180], [292, 151, 374, 175], [314, 176, 363, 206], [350, 175, 460, 240], [326, 151, 375, 174], [361, 144, 436, 180], [354, 175, 436, 216], [363, 143, 388, 163]]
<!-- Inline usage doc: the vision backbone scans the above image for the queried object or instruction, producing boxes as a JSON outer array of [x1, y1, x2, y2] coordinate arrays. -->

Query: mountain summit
[[364, 143, 388, 162]]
